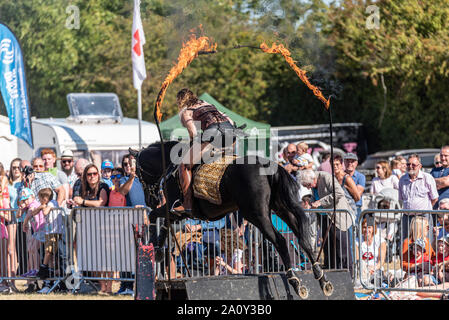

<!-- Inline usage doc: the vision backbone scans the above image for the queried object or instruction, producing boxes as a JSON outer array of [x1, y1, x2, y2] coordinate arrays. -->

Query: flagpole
[[138, 87, 142, 149]]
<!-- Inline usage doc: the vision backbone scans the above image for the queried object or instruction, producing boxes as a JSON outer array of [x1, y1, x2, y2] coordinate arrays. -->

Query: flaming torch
[[260, 42, 331, 110], [154, 34, 217, 123]]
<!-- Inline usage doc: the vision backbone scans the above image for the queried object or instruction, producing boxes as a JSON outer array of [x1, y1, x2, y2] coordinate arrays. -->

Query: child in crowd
[[28, 188, 61, 293], [404, 238, 437, 287], [19, 188, 45, 293], [214, 229, 246, 275], [108, 168, 126, 207], [431, 235, 449, 284]]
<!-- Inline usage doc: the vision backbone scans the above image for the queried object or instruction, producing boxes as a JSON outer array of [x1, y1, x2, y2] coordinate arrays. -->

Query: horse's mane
[[146, 140, 183, 150]]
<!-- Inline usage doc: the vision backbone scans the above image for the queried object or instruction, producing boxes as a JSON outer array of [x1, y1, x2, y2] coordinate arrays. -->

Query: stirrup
[[170, 199, 192, 216]]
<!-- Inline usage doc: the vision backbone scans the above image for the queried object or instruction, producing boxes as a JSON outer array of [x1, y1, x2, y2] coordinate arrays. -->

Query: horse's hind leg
[[245, 212, 310, 299], [275, 208, 334, 297]]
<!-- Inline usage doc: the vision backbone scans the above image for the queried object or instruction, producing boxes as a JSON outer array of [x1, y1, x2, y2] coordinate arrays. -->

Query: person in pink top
[[108, 168, 126, 207], [18, 188, 44, 293], [399, 154, 439, 241]]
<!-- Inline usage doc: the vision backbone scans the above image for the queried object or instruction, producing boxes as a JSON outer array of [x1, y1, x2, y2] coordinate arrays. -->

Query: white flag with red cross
[[132, 0, 146, 90]]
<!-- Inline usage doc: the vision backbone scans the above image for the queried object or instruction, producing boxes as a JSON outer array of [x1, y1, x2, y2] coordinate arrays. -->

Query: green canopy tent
[[160, 93, 271, 157]]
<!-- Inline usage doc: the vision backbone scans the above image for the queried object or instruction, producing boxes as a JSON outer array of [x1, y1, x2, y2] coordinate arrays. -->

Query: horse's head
[[131, 141, 184, 209]]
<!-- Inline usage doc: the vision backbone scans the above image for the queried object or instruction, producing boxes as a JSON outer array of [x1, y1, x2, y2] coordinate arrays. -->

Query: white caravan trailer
[[10, 93, 160, 167]]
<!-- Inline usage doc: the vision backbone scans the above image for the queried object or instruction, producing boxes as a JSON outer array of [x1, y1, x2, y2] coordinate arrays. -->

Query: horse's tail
[[268, 164, 312, 247]]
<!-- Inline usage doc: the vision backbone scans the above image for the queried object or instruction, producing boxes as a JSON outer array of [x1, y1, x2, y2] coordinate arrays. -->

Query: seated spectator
[[355, 216, 386, 288], [73, 164, 109, 208], [431, 235, 449, 284], [401, 216, 436, 287], [20, 188, 45, 293], [108, 168, 126, 207], [214, 229, 246, 275], [101, 160, 114, 190]]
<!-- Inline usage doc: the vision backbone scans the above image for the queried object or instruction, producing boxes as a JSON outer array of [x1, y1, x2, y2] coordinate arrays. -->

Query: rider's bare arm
[[181, 109, 197, 139]]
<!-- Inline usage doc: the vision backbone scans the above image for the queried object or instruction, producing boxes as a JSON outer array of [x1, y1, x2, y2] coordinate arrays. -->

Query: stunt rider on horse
[[172, 88, 235, 215]]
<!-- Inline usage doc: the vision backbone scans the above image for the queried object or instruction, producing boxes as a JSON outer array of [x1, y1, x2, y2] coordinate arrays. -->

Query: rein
[[135, 150, 162, 209]]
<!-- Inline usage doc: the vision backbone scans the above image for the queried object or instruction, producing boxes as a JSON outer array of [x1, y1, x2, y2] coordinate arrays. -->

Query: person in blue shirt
[[115, 154, 146, 296], [430, 146, 449, 209], [100, 160, 114, 189], [343, 153, 366, 220]]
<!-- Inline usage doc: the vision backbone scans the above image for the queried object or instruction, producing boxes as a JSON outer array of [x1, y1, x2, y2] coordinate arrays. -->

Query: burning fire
[[260, 42, 331, 109], [155, 33, 217, 122]]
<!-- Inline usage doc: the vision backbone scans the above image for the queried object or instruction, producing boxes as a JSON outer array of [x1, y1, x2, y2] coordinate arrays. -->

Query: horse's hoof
[[323, 281, 334, 297], [299, 285, 309, 299]]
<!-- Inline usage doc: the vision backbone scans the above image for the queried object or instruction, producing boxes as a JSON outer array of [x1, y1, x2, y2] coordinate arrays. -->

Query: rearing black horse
[[130, 141, 334, 298]]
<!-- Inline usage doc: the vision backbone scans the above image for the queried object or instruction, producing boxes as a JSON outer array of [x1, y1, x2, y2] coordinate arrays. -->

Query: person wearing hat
[[355, 215, 387, 288], [343, 152, 366, 221], [60, 150, 77, 188], [101, 160, 114, 189]]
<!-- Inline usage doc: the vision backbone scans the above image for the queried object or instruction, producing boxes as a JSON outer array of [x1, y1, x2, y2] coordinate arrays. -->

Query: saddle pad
[[193, 156, 236, 205]]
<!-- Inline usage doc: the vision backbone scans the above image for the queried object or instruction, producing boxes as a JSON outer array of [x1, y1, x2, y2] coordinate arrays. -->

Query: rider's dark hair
[[177, 88, 199, 109]]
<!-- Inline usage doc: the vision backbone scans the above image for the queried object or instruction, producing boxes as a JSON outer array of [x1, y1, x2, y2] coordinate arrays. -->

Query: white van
[[4, 93, 160, 167]]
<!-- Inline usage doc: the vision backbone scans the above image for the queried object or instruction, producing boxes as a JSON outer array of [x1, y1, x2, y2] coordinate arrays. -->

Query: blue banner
[[0, 23, 33, 148]]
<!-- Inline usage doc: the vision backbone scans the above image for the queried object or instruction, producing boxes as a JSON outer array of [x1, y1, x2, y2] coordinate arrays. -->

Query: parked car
[[358, 148, 440, 192]]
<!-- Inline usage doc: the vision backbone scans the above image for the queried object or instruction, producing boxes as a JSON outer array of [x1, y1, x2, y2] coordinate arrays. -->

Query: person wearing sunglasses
[[59, 150, 77, 188], [398, 154, 438, 241], [108, 168, 126, 207], [73, 164, 109, 208]]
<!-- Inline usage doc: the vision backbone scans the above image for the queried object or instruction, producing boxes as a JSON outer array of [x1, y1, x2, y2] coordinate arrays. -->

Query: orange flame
[[260, 42, 331, 110], [155, 34, 217, 122]]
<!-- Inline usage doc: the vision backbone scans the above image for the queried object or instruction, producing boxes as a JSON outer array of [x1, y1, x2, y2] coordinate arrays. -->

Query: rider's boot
[[172, 164, 192, 215]]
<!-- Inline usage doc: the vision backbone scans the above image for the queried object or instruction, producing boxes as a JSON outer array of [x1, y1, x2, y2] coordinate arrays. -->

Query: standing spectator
[[60, 150, 77, 189], [0, 162, 10, 293], [119, 154, 146, 208], [333, 155, 359, 215], [370, 160, 399, 195], [41, 149, 69, 205], [434, 154, 442, 169], [100, 160, 114, 189], [296, 142, 314, 170], [108, 168, 126, 207], [67, 158, 90, 207], [281, 144, 301, 179], [431, 146, 449, 207], [6, 158, 23, 292], [73, 164, 109, 208], [299, 169, 354, 272], [19, 188, 44, 293], [25, 158, 66, 207], [431, 198, 449, 250], [318, 152, 332, 174], [343, 153, 366, 218], [394, 156, 407, 178], [117, 154, 145, 295], [399, 154, 438, 240], [391, 159, 403, 179]]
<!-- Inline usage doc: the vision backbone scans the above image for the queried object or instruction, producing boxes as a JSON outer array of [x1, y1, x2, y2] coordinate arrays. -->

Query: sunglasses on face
[[61, 159, 73, 164], [435, 161, 442, 165], [12, 166, 20, 170], [86, 171, 98, 177], [406, 163, 419, 168], [123, 162, 131, 167], [111, 174, 122, 179]]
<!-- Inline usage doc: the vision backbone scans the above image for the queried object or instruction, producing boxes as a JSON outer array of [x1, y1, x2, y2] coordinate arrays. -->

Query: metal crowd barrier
[[0, 206, 149, 294], [155, 209, 355, 281], [357, 209, 449, 299]]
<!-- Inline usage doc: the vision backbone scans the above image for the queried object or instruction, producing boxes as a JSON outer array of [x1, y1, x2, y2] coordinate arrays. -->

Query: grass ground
[[0, 280, 133, 300]]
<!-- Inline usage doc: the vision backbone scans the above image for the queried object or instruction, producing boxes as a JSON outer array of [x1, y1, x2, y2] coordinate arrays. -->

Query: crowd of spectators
[[0, 149, 145, 296], [279, 142, 449, 292]]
